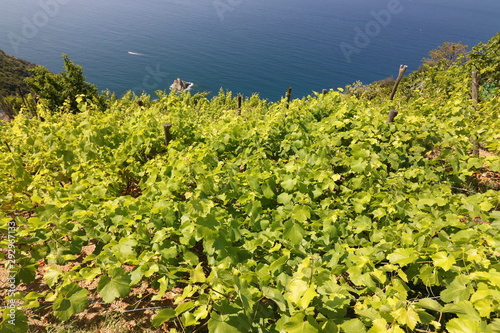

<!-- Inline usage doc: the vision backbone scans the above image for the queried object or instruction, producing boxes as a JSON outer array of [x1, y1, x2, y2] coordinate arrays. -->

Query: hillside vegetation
[[0, 34, 499, 332], [0, 50, 34, 97]]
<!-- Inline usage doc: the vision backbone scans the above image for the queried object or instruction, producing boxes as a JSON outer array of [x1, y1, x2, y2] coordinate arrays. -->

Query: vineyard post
[[3, 140, 12, 153], [386, 109, 398, 123], [17, 87, 31, 116], [285, 87, 292, 109], [17, 87, 28, 108], [163, 123, 172, 146], [237, 94, 242, 115], [389, 64, 408, 101], [17, 87, 39, 119], [471, 137, 480, 157], [471, 71, 479, 105]]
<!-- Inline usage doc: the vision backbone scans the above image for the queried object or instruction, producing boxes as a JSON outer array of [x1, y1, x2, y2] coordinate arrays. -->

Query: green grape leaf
[[97, 268, 131, 303], [262, 286, 287, 312], [446, 318, 487, 333], [277, 192, 293, 205], [387, 248, 418, 266], [281, 176, 297, 191], [207, 313, 244, 333], [442, 301, 480, 320], [44, 266, 63, 287], [441, 276, 473, 303], [152, 308, 176, 327], [367, 319, 392, 333], [284, 220, 305, 246], [291, 205, 311, 223], [283, 313, 320, 333], [175, 301, 195, 316], [0, 309, 29, 333], [190, 264, 206, 283], [52, 283, 89, 321], [391, 306, 420, 330], [489, 319, 500, 332], [151, 276, 169, 301], [415, 298, 443, 312], [431, 252, 456, 271], [341, 318, 367, 333]]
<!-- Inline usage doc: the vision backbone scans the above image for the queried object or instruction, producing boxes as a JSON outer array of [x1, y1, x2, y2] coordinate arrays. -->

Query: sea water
[[0, 0, 499, 101]]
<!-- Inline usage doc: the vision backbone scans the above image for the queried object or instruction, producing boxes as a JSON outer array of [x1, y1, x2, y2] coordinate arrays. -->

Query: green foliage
[[24, 54, 106, 113], [0, 49, 34, 97], [1, 34, 499, 332], [52, 283, 89, 321], [0, 309, 29, 333], [404, 33, 500, 105], [97, 269, 132, 303], [467, 33, 500, 88], [344, 77, 395, 100], [3, 96, 23, 114]]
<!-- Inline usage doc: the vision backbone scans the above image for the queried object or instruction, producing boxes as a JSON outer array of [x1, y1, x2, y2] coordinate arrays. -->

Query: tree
[[467, 33, 500, 87], [422, 41, 468, 68], [25, 54, 105, 113]]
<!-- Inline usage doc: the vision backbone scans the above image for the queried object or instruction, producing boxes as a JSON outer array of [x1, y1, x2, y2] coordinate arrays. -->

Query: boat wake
[[128, 51, 145, 56]]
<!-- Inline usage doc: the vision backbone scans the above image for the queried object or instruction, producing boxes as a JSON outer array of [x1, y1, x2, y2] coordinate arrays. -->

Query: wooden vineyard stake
[[163, 123, 172, 146], [386, 109, 398, 123], [237, 94, 242, 115], [3, 140, 12, 153], [17, 87, 28, 108], [389, 64, 408, 101], [472, 71, 479, 105], [285, 87, 292, 109], [17, 87, 37, 118], [470, 137, 480, 157]]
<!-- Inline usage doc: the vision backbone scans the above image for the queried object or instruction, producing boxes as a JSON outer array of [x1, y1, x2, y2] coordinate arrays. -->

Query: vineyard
[[1, 34, 500, 332]]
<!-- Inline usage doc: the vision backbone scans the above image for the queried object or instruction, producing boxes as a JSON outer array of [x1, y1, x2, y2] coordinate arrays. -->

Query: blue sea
[[1, 0, 499, 101]]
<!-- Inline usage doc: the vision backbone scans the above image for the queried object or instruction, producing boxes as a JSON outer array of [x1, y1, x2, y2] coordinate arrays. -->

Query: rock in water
[[170, 78, 193, 92]]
